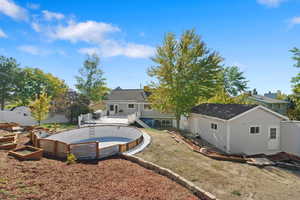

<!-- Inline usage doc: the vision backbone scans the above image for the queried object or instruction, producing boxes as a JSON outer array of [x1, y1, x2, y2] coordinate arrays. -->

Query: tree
[[148, 30, 223, 129], [199, 88, 251, 104], [0, 56, 20, 110], [252, 88, 258, 95], [220, 66, 248, 96], [29, 92, 51, 125], [75, 54, 108, 102], [289, 48, 300, 120], [66, 94, 91, 123], [275, 90, 287, 100], [14, 68, 68, 106]]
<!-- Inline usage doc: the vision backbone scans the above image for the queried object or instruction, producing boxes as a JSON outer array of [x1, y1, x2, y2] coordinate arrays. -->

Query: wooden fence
[[29, 131, 143, 160]]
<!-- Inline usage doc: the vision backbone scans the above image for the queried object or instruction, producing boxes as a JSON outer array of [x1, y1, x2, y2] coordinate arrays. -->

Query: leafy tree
[[14, 68, 68, 106], [289, 48, 300, 120], [200, 88, 251, 104], [29, 92, 51, 125], [252, 88, 258, 95], [275, 90, 287, 100], [67, 95, 92, 123], [220, 66, 248, 96], [0, 56, 20, 110], [75, 54, 108, 102], [148, 30, 223, 129]]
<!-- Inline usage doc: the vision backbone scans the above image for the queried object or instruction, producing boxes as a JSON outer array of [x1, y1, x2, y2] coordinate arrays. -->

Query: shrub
[[66, 153, 77, 165]]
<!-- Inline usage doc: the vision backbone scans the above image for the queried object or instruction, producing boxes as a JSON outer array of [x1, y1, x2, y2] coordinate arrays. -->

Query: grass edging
[[121, 154, 218, 200]]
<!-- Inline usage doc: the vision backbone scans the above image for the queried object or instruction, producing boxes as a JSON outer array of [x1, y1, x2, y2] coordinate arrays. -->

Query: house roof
[[191, 103, 258, 120], [248, 95, 288, 104], [106, 89, 149, 102]]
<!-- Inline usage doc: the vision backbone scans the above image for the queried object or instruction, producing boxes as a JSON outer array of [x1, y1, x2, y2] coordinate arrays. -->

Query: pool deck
[[124, 129, 151, 155], [84, 116, 129, 126]]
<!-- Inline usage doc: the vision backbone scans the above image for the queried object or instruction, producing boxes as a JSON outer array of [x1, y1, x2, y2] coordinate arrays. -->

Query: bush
[[66, 153, 77, 165]]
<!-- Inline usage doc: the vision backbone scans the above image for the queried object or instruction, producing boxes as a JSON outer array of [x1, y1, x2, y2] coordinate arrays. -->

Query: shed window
[[270, 128, 277, 139], [128, 104, 135, 109], [211, 123, 218, 130], [109, 105, 114, 111], [250, 126, 260, 134]]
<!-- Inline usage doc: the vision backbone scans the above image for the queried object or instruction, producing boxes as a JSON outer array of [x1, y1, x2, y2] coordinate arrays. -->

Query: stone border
[[121, 154, 218, 200]]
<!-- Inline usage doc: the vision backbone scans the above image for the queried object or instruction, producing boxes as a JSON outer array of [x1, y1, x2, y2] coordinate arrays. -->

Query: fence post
[[54, 140, 58, 156], [96, 142, 99, 159]]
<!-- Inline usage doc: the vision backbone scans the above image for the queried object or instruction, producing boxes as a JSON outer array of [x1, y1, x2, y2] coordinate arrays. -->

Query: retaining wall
[[121, 154, 217, 200]]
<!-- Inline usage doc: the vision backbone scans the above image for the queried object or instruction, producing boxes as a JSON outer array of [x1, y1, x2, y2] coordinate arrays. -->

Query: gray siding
[[106, 102, 138, 116], [229, 108, 282, 155], [106, 102, 174, 119], [189, 113, 227, 152], [281, 121, 300, 156]]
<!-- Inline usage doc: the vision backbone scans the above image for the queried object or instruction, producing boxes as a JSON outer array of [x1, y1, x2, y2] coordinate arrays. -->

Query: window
[[128, 104, 135, 109], [211, 123, 217, 130], [109, 105, 114, 111], [155, 119, 172, 128], [250, 126, 260, 134], [144, 104, 152, 110], [270, 128, 277, 139]]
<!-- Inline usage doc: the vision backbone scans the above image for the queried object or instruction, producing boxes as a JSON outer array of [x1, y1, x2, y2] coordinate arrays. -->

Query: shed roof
[[191, 103, 258, 120]]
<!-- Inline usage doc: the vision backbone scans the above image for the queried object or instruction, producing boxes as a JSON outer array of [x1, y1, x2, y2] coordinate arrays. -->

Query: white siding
[[189, 113, 227, 152], [229, 108, 282, 155], [281, 121, 300, 156]]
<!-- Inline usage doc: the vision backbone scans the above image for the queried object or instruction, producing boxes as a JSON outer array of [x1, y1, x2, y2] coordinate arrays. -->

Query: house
[[247, 92, 289, 116], [0, 106, 68, 126], [186, 103, 297, 155], [104, 88, 174, 128]]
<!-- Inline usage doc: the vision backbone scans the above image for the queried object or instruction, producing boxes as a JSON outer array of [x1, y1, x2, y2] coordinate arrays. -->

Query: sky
[[0, 0, 300, 94]]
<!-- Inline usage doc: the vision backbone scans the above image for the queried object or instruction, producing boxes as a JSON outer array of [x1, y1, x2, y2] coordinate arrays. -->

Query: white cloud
[[27, 3, 39, 10], [0, 0, 28, 20], [42, 10, 64, 21], [79, 40, 155, 58], [50, 20, 120, 43], [257, 0, 286, 7], [18, 45, 52, 55], [0, 28, 7, 38], [31, 22, 41, 32], [51, 20, 154, 58], [18, 45, 66, 56], [289, 16, 300, 27]]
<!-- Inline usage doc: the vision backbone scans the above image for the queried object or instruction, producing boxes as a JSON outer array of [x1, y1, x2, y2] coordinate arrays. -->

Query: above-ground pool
[[41, 125, 149, 160], [47, 125, 142, 148]]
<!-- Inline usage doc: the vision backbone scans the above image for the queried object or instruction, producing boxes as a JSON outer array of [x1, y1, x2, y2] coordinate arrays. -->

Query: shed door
[[268, 127, 280, 150]]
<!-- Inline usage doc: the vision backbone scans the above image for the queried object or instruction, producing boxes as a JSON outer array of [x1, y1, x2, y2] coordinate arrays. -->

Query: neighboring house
[[104, 88, 174, 128], [185, 103, 300, 156], [247, 93, 289, 116], [0, 106, 68, 126]]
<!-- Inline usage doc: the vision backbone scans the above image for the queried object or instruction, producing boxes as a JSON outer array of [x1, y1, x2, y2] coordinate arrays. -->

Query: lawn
[[136, 128, 300, 200], [0, 134, 198, 200], [39, 122, 77, 132]]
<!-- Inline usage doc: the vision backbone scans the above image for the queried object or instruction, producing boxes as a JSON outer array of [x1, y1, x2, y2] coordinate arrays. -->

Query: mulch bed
[[0, 135, 198, 200]]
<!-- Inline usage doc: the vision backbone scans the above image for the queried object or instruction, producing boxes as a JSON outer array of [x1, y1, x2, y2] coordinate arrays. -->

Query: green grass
[[40, 123, 77, 132], [136, 128, 300, 200], [231, 190, 242, 196]]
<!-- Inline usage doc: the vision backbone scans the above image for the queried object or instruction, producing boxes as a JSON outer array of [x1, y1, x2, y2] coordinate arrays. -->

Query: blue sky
[[0, 0, 299, 94]]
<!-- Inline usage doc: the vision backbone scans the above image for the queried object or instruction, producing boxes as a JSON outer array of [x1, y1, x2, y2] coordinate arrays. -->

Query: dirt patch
[[137, 128, 300, 200], [0, 134, 198, 200]]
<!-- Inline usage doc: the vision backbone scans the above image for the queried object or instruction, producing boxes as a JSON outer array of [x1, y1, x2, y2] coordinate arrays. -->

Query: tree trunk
[[176, 115, 180, 130], [0, 90, 5, 110]]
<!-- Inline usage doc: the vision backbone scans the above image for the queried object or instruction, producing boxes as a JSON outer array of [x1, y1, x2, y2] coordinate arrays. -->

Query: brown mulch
[[0, 135, 198, 200]]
